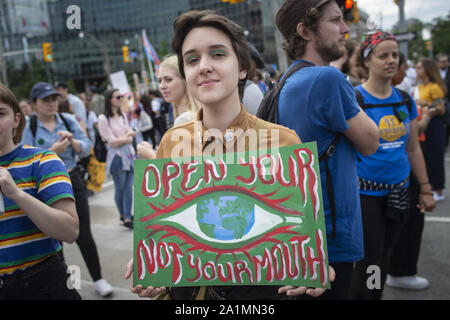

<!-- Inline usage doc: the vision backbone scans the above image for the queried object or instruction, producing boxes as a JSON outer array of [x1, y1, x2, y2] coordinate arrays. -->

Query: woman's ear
[[14, 113, 21, 128], [296, 22, 312, 41], [239, 68, 247, 81]]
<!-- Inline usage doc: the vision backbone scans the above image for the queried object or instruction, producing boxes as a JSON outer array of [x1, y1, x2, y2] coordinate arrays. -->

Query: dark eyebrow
[[182, 44, 229, 59]]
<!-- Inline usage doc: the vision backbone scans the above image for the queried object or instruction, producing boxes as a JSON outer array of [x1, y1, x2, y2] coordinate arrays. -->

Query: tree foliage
[[431, 12, 450, 56], [6, 58, 48, 101]]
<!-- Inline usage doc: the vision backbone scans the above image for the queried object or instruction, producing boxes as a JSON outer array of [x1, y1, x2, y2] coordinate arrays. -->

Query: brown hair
[[341, 39, 358, 75], [104, 89, 123, 120], [419, 58, 447, 95], [0, 83, 26, 144], [276, 2, 326, 61], [171, 10, 250, 99], [58, 99, 72, 114]]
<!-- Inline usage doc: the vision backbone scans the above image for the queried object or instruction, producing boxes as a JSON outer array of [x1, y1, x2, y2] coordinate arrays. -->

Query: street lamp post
[[0, 31, 8, 86], [134, 33, 147, 92], [397, 0, 408, 57], [79, 31, 111, 78], [269, 0, 288, 73]]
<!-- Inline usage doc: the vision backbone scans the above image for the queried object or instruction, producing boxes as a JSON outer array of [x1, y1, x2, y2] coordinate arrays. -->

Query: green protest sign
[[133, 142, 329, 289]]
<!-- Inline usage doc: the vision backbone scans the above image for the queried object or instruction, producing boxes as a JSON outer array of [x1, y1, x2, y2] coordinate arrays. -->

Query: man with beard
[[274, 0, 379, 299]]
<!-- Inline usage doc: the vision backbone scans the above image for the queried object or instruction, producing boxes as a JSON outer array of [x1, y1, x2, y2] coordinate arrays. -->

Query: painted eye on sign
[[133, 143, 329, 289]]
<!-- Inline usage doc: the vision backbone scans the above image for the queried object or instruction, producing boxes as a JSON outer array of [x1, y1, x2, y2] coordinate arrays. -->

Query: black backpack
[[256, 61, 313, 123], [256, 62, 342, 238], [160, 101, 170, 115], [93, 126, 107, 162]]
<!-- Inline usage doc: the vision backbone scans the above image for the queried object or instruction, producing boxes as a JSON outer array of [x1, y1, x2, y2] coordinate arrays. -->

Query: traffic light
[[343, 0, 360, 24], [425, 40, 431, 52], [122, 46, 130, 63], [42, 42, 53, 62]]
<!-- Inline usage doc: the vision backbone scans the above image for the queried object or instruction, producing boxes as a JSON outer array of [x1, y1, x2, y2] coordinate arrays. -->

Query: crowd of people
[[0, 0, 449, 300]]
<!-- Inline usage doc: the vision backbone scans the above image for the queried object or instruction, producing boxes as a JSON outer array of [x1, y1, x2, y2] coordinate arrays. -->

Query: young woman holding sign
[[126, 10, 335, 300]]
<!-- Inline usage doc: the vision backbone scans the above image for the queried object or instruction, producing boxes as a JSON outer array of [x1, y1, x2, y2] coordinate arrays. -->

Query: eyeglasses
[[113, 95, 123, 100]]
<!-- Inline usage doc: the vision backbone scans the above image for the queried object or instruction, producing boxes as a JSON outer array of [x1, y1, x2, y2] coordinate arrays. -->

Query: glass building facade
[[1, 0, 282, 88], [1, 0, 367, 89]]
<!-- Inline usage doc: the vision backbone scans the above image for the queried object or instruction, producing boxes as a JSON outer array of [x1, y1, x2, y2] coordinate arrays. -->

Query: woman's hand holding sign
[[278, 266, 336, 297], [125, 259, 166, 298], [125, 258, 335, 298]]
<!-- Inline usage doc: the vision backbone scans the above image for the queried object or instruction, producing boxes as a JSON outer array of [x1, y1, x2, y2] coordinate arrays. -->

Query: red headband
[[361, 31, 397, 59]]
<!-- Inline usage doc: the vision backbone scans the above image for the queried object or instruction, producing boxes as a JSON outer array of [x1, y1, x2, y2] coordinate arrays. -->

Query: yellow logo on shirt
[[379, 115, 407, 142]]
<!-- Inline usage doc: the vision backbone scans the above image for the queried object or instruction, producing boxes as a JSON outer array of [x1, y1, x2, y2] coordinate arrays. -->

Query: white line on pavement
[[425, 216, 450, 223]]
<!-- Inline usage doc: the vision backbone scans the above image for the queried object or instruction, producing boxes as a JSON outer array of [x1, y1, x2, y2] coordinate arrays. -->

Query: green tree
[[7, 58, 48, 100], [431, 12, 450, 56], [158, 39, 170, 60]]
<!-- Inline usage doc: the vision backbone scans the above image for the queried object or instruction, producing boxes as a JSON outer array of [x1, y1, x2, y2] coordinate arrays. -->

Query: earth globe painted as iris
[[197, 193, 255, 241]]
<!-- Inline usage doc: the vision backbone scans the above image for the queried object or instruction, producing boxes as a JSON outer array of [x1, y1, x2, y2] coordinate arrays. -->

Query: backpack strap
[[273, 62, 315, 123], [354, 89, 366, 110], [318, 133, 342, 238], [396, 88, 413, 114], [355, 88, 413, 123], [30, 113, 71, 137], [256, 61, 314, 123], [30, 114, 38, 140], [355, 88, 412, 112], [278, 61, 315, 88], [58, 113, 72, 133]]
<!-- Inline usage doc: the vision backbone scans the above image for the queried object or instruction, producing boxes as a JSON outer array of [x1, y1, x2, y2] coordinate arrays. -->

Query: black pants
[[422, 118, 446, 190], [69, 168, 102, 282], [389, 173, 425, 276], [0, 256, 81, 300], [296, 262, 354, 300], [349, 194, 405, 300]]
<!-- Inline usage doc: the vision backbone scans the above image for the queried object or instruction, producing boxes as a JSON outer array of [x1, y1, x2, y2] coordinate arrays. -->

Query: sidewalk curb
[[102, 180, 114, 192]]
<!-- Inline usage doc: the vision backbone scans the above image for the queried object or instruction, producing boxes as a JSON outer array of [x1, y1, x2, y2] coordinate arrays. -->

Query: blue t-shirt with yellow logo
[[355, 85, 418, 196]]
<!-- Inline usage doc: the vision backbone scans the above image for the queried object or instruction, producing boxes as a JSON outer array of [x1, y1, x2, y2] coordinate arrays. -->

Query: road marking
[[102, 180, 114, 189], [425, 216, 450, 223]]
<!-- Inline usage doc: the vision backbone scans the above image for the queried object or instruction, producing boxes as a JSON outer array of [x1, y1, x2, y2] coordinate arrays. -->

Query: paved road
[[63, 181, 139, 300], [64, 154, 450, 300]]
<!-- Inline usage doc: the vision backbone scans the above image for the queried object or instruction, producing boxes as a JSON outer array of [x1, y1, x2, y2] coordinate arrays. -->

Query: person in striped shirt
[[0, 83, 80, 300]]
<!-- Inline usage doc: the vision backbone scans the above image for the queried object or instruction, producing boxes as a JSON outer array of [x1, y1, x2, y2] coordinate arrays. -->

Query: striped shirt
[[0, 145, 74, 278]]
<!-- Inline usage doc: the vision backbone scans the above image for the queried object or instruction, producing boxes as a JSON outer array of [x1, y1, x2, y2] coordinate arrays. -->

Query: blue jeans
[[110, 155, 134, 220]]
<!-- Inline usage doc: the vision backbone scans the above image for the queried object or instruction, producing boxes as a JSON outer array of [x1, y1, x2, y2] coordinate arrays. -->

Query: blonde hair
[[160, 54, 203, 114]]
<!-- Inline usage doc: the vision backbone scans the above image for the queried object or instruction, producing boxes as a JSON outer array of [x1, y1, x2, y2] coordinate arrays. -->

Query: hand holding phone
[[427, 98, 443, 110]]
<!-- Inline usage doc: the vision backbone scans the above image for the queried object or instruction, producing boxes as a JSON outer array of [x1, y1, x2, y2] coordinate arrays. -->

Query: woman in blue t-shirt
[[348, 31, 436, 300]]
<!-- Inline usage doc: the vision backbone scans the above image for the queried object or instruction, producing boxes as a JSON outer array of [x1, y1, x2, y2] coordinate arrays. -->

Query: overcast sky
[[357, 0, 450, 31]]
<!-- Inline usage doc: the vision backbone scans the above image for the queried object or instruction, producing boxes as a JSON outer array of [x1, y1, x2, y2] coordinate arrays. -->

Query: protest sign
[[133, 143, 329, 289]]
